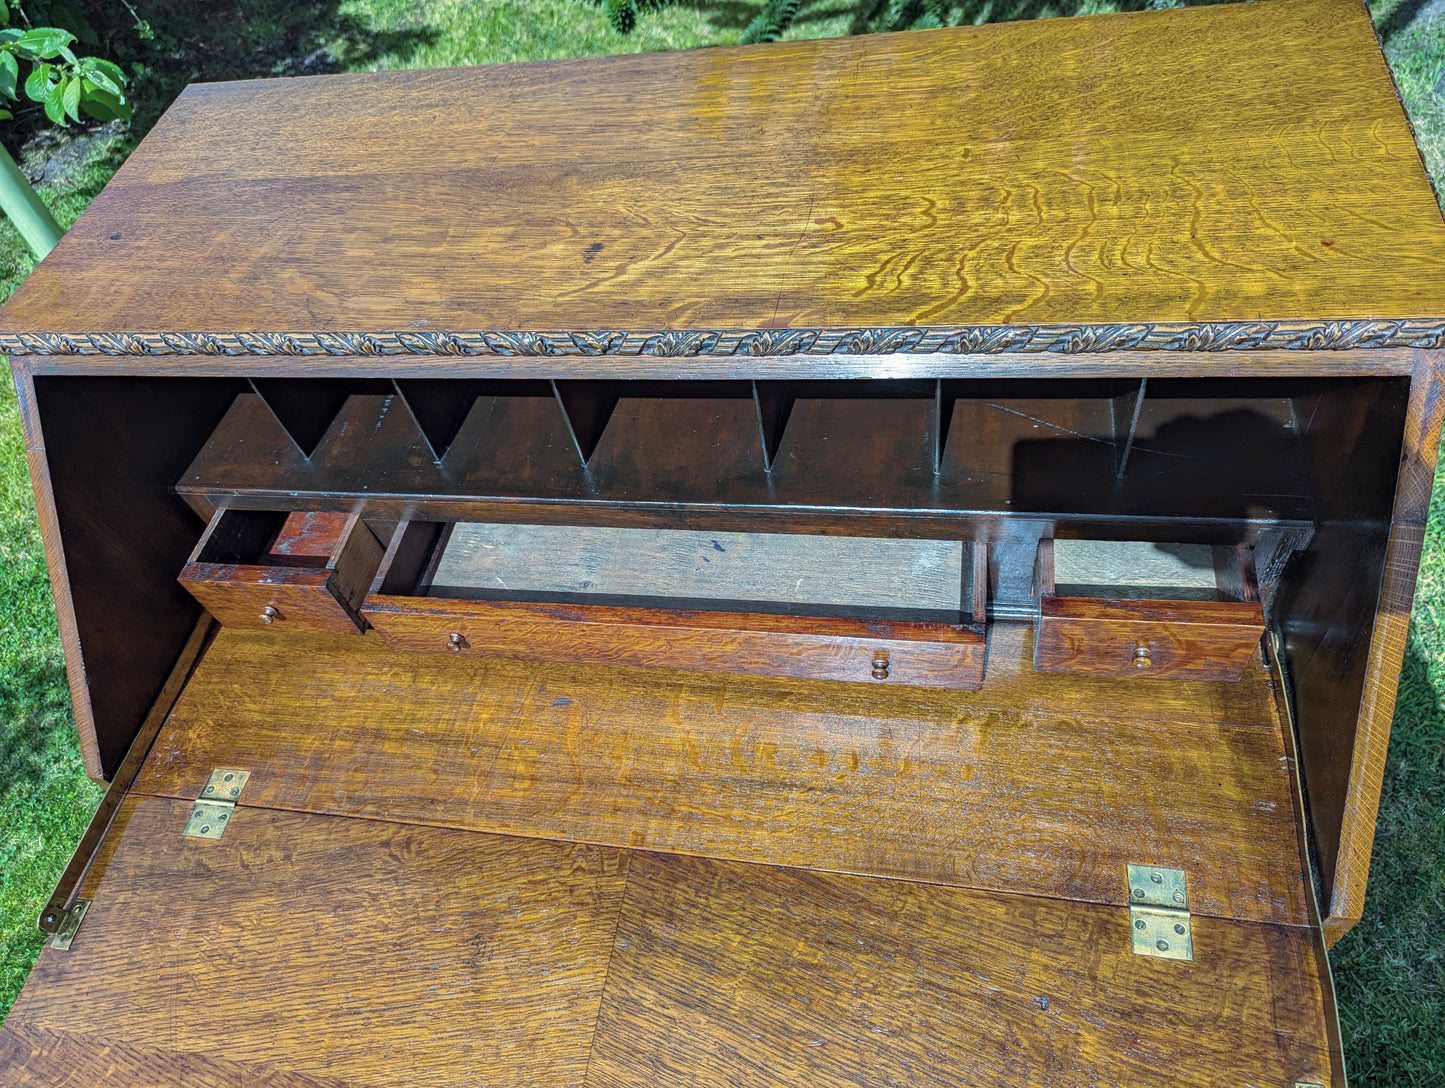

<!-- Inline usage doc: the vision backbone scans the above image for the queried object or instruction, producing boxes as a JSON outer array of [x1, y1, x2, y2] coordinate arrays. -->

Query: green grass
[[0, 378, 103, 1015], [0, 0, 1442, 1079]]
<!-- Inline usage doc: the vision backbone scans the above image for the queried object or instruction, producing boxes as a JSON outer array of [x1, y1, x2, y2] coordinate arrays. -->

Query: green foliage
[[742, 0, 804, 43], [0, 377, 103, 1020], [0, 5, 130, 124]]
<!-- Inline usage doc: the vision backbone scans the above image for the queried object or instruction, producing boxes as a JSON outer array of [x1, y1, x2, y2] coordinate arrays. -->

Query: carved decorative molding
[[2, 320, 1443, 357]]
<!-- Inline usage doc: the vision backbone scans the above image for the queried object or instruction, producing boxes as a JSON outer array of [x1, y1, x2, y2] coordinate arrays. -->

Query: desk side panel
[[1277, 354, 1441, 943], [1326, 349, 1443, 941], [25, 373, 246, 778]]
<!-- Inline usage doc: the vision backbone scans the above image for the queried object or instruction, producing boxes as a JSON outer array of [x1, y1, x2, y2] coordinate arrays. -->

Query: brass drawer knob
[[259, 605, 281, 625], [871, 651, 890, 680], [448, 632, 468, 652], [1132, 644, 1152, 669]]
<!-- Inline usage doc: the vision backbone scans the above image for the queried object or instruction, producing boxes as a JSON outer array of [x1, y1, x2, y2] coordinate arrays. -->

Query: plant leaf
[[78, 85, 129, 122], [24, 62, 52, 102], [18, 28, 76, 59], [78, 63, 121, 96], [82, 57, 125, 90], [44, 79, 67, 124], [0, 51, 17, 100], [62, 72, 81, 121]]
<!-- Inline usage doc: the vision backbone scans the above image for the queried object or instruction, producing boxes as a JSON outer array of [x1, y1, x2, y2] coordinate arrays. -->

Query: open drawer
[[362, 520, 990, 690], [1034, 538, 1266, 681], [177, 509, 385, 635]]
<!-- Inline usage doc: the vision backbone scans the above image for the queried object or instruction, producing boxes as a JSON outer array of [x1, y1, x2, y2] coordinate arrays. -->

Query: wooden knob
[[1133, 644, 1152, 668], [448, 632, 467, 652], [259, 605, 280, 625], [871, 651, 890, 680]]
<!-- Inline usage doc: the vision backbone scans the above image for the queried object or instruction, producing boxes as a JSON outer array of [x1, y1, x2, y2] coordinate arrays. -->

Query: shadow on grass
[[0, 656, 72, 802], [632, 0, 1245, 50], [1332, 634, 1445, 1083]]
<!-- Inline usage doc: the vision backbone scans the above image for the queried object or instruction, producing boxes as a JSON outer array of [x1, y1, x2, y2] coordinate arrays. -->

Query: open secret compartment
[[361, 520, 990, 689]]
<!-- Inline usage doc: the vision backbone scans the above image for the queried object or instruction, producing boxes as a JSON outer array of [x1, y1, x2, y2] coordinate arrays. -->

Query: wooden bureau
[[4, 0, 1444, 1083]]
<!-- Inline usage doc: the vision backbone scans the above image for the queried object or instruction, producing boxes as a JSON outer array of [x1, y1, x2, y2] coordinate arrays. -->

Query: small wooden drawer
[[178, 509, 385, 635], [361, 521, 989, 689], [1033, 538, 1265, 681]]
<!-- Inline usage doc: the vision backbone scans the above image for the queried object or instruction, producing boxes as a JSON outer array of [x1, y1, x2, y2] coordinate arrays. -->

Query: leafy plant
[[0, 6, 130, 126]]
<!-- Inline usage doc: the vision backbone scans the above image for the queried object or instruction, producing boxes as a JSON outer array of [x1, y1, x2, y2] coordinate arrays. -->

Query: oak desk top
[[2, 0, 1443, 371]]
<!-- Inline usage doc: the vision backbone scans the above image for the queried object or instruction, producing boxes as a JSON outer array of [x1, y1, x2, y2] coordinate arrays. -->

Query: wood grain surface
[[130, 624, 1309, 925], [0, 797, 1336, 1087], [1035, 596, 1265, 681], [179, 563, 366, 634], [20, 374, 245, 779], [1, 0, 1441, 358], [266, 510, 352, 564], [178, 389, 1319, 537], [4, 795, 629, 1088], [1322, 349, 1445, 942], [363, 595, 987, 689], [588, 852, 1335, 1088]]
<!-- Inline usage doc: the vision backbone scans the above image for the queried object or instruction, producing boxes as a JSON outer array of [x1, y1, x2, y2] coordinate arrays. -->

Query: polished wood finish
[[1035, 596, 1264, 680], [266, 510, 353, 564], [4, 0, 1438, 1072], [5, 796, 629, 1088], [15, 346, 1426, 381], [177, 389, 1319, 550], [1034, 538, 1266, 681], [179, 509, 384, 635], [37, 616, 214, 932], [17, 373, 245, 779], [132, 625, 1309, 926], [1321, 350, 1445, 942], [0, 794, 1337, 1088], [0, 0, 1441, 354], [365, 595, 987, 689], [365, 523, 987, 689], [591, 852, 1335, 1088]]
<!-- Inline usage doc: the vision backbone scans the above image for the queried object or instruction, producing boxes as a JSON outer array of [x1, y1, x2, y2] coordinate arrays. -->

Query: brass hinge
[[1127, 863, 1192, 961], [48, 899, 91, 951], [182, 768, 250, 840]]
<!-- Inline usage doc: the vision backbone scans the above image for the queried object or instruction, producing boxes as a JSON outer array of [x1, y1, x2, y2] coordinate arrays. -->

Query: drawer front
[[1034, 598, 1264, 681], [180, 563, 365, 635], [364, 596, 987, 689]]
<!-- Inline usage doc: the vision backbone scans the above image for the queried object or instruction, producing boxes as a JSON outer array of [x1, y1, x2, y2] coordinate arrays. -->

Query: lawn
[[0, 0, 1442, 1080]]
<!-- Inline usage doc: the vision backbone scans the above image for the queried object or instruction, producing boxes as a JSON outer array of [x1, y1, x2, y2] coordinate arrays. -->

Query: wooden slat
[[178, 389, 1318, 532], [363, 596, 986, 689], [131, 624, 1309, 925], [588, 852, 1336, 1088], [3, 796, 629, 1088], [1, 0, 1441, 350]]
